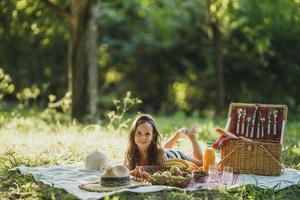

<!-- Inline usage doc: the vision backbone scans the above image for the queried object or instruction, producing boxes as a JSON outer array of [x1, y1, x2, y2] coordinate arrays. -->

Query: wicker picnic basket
[[218, 103, 288, 176], [138, 166, 192, 188]]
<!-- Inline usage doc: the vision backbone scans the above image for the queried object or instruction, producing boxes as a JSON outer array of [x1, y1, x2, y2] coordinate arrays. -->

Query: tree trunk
[[211, 21, 225, 115], [206, 0, 225, 116], [69, 0, 99, 120], [42, 0, 99, 121]]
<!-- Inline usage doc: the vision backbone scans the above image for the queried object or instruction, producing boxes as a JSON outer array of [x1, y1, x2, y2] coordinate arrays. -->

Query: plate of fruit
[[135, 165, 192, 188], [131, 159, 202, 188]]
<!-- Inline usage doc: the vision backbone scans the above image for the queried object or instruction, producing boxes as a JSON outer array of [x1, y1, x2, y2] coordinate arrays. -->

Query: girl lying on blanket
[[124, 114, 203, 174]]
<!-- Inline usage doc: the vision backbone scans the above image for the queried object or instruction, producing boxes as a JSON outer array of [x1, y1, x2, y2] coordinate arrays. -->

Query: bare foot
[[186, 124, 198, 140]]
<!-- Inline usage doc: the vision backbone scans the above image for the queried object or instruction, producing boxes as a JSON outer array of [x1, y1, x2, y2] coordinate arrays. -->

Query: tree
[[41, 0, 99, 121], [206, 0, 240, 115], [206, 0, 226, 115]]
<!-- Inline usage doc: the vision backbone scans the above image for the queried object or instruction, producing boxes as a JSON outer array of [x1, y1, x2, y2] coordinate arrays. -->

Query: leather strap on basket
[[217, 141, 244, 167], [259, 144, 284, 169], [217, 140, 284, 170]]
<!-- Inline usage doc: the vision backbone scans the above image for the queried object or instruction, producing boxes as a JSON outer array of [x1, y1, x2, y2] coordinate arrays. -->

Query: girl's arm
[[163, 128, 188, 149], [163, 126, 203, 166]]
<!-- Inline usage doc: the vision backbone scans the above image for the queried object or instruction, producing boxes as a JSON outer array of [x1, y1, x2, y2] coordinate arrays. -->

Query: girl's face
[[134, 122, 154, 151]]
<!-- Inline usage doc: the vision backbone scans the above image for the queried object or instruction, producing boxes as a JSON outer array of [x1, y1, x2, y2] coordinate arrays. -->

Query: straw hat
[[102, 165, 129, 177], [101, 165, 130, 186]]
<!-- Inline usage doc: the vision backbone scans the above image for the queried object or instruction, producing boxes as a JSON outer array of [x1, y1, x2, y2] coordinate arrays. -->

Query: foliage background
[[1, 0, 300, 118]]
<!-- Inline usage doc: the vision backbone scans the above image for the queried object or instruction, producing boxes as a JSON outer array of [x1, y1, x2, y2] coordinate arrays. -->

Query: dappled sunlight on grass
[[0, 110, 299, 199], [282, 121, 300, 169], [0, 119, 128, 166]]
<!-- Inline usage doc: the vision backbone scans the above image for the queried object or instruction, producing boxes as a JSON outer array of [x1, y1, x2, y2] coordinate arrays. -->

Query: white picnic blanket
[[15, 162, 300, 200], [235, 169, 300, 189]]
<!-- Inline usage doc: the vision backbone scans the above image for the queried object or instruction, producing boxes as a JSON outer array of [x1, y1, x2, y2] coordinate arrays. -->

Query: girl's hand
[[129, 169, 136, 176], [130, 166, 141, 177], [176, 128, 189, 137]]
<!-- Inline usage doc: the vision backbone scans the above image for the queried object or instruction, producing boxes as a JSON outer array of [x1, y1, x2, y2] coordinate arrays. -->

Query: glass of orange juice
[[203, 143, 216, 173]]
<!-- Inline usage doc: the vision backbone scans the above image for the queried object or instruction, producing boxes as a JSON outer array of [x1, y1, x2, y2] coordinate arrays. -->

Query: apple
[[182, 171, 189, 177], [153, 172, 161, 177], [170, 165, 181, 175], [176, 175, 184, 179], [185, 174, 192, 179], [161, 171, 172, 178]]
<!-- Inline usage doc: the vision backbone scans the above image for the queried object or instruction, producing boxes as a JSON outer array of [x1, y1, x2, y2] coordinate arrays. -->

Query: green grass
[[0, 108, 299, 199]]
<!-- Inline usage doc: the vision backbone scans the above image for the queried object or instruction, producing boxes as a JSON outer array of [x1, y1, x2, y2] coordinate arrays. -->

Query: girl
[[124, 114, 203, 171]]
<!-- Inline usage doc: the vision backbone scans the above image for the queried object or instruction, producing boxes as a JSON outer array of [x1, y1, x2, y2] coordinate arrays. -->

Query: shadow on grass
[[0, 170, 78, 200], [108, 184, 300, 200]]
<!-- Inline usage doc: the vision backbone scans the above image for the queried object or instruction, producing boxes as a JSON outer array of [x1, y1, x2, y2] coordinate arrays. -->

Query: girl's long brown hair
[[124, 114, 164, 170]]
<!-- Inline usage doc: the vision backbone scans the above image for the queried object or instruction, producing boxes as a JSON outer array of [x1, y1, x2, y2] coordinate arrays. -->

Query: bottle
[[203, 143, 216, 173]]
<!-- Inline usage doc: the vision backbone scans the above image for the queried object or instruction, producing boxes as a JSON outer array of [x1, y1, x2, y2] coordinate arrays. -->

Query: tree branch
[[41, 0, 71, 21]]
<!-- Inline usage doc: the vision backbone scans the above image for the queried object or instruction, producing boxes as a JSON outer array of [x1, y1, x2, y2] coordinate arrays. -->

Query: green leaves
[[0, 68, 15, 99], [1, 0, 300, 115]]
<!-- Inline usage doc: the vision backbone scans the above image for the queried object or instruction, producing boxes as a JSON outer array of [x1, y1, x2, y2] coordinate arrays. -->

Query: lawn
[[0, 108, 299, 199]]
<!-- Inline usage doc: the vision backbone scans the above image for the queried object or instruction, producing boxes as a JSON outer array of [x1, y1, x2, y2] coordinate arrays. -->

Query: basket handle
[[217, 141, 244, 168], [259, 144, 284, 169], [217, 141, 284, 170]]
